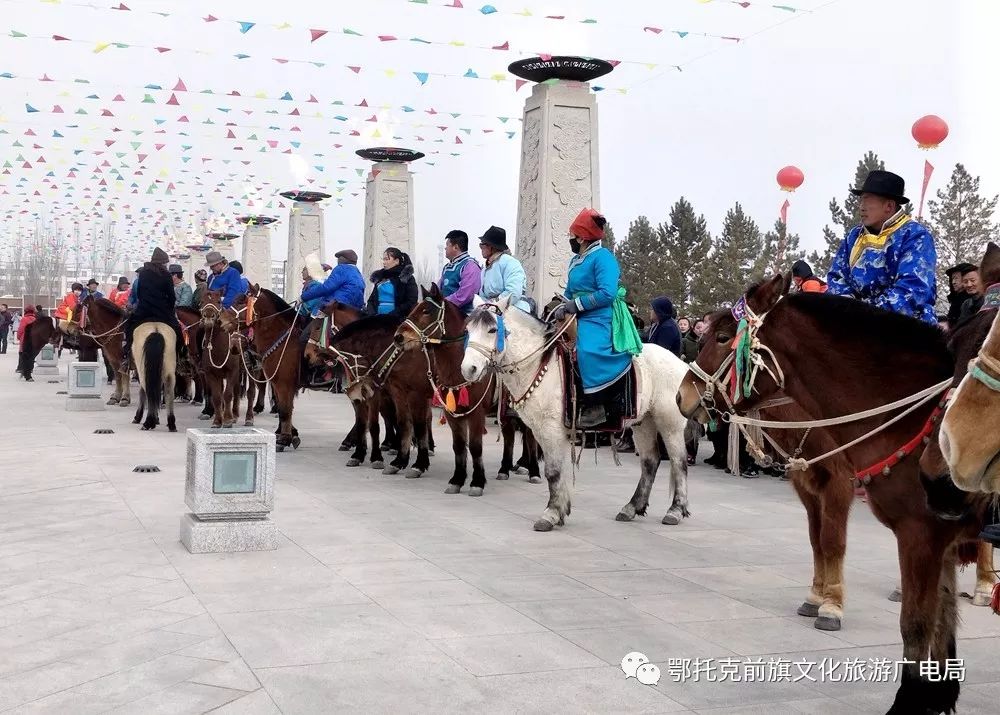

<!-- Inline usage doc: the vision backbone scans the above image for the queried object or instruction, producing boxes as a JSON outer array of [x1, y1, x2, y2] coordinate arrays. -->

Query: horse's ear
[[430, 282, 443, 299], [495, 294, 512, 312], [472, 294, 485, 309], [750, 273, 789, 313], [981, 242, 1000, 285]]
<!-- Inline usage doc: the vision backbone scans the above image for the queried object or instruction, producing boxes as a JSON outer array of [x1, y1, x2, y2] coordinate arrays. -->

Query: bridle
[[970, 289, 1000, 394], [401, 297, 467, 347], [686, 295, 785, 418]]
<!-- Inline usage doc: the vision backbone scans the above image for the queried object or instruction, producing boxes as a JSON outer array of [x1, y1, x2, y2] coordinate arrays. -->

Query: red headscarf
[[570, 208, 606, 241]]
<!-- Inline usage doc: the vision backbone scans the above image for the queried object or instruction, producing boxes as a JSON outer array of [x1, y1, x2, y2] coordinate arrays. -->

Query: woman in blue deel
[[365, 247, 418, 319], [549, 208, 633, 428]]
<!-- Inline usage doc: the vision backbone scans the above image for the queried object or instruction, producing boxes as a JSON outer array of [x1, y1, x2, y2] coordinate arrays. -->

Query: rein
[[689, 291, 953, 482]]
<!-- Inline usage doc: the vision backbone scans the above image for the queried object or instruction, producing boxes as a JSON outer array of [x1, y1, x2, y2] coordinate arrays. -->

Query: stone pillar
[[510, 57, 611, 304], [208, 233, 238, 263], [185, 246, 211, 279], [238, 217, 276, 288], [66, 361, 104, 412], [281, 194, 328, 301], [355, 148, 422, 278]]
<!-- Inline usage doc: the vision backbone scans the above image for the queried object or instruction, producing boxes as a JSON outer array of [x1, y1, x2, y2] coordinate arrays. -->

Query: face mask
[[569, 238, 582, 254]]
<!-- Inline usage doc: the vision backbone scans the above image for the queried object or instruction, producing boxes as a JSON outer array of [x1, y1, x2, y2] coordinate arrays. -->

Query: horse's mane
[[468, 305, 547, 333], [260, 289, 294, 314], [778, 289, 951, 366], [91, 297, 123, 315], [332, 314, 402, 342]]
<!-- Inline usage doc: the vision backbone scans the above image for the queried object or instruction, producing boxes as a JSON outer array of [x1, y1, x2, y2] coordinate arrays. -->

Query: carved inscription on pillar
[[547, 105, 594, 296], [516, 108, 543, 298]]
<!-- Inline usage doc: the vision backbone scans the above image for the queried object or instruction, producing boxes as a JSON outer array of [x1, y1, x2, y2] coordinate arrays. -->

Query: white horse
[[461, 296, 692, 531]]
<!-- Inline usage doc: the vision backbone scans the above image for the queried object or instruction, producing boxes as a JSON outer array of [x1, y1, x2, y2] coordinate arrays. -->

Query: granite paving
[[1, 350, 999, 713]]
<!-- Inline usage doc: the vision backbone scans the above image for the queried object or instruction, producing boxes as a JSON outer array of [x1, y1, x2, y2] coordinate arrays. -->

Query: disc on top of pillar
[[237, 215, 278, 226], [206, 232, 240, 241], [355, 147, 425, 163], [279, 190, 331, 203], [507, 56, 615, 83]]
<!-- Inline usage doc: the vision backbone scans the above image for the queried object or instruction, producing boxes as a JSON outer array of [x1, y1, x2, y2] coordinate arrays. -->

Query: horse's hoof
[[346, 459, 361, 468], [291, 437, 301, 449], [515, 466, 529, 475], [223, 423, 233, 429], [338, 444, 353, 452], [814, 615, 841, 631], [496, 472, 509, 481], [444, 484, 461, 494], [615, 512, 634, 522], [106, 398, 119, 406], [528, 475, 542, 484], [198, 414, 210, 421], [168, 425, 177, 433], [276, 444, 285, 453], [244, 420, 253, 427], [797, 602, 820, 618], [888, 588, 903, 602], [383, 465, 400, 475], [404, 468, 424, 479], [119, 401, 130, 408], [468, 487, 484, 497], [371, 461, 384, 470], [533, 519, 554, 532], [211, 424, 221, 430], [661, 510, 682, 526], [131, 418, 140, 425]]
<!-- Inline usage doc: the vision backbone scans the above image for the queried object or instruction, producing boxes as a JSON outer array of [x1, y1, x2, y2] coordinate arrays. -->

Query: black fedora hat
[[851, 170, 909, 205], [479, 226, 508, 251], [945, 262, 977, 278]]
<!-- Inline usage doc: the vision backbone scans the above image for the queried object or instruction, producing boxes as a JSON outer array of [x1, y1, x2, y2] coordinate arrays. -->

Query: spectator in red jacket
[[16, 305, 37, 380]]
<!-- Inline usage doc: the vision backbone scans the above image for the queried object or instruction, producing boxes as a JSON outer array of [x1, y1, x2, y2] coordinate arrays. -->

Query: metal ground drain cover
[[94, 429, 115, 434], [56, 390, 67, 395], [132, 464, 161, 473], [47, 380, 60, 384]]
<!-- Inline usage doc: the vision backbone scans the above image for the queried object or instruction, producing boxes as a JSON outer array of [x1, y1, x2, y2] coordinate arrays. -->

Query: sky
[[0, 0, 997, 278]]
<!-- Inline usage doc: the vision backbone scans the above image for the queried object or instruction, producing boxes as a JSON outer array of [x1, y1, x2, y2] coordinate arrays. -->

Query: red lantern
[[776, 165, 804, 192], [912, 115, 948, 149]]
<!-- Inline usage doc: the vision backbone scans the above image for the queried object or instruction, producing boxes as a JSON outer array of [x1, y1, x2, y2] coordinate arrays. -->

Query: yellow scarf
[[849, 212, 910, 266]]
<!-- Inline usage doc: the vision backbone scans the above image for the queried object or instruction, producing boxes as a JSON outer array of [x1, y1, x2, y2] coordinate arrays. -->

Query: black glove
[[550, 298, 578, 322]]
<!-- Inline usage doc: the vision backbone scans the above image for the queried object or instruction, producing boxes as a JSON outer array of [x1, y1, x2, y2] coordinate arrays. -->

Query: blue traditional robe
[[564, 243, 631, 393], [827, 211, 937, 325], [479, 252, 532, 313]]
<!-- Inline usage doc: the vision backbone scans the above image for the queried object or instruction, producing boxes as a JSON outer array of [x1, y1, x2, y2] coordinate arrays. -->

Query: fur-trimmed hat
[[304, 252, 330, 282]]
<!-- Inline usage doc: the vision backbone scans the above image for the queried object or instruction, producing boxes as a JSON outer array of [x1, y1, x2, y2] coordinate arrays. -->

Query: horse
[[461, 295, 692, 531], [130, 322, 176, 432], [219, 287, 303, 450], [18, 316, 59, 381], [303, 313, 435, 477], [393, 284, 500, 495], [196, 291, 248, 429], [64, 296, 131, 406], [933, 241, 1000, 495], [676, 273, 987, 715], [176, 306, 211, 418], [306, 301, 401, 467]]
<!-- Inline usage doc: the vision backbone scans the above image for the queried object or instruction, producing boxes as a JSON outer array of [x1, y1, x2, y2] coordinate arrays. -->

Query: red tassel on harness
[[458, 386, 470, 407], [432, 390, 444, 408], [991, 582, 1000, 616], [439, 412, 447, 425]]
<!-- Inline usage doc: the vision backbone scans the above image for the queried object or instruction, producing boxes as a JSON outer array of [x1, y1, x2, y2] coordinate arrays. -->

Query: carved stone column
[[279, 191, 330, 300], [207, 232, 239, 264], [509, 56, 613, 304], [185, 245, 211, 279], [237, 215, 277, 288], [356, 148, 423, 278]]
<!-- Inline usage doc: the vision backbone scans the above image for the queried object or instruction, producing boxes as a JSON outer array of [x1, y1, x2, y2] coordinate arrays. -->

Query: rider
[[192, 269, 209, 309], [301, 249, 366, 313], [365, 247, 418, 318], [109, 277, 131, 308], [83, 279, 104, 300], [827, 170, 937, 324], [477, 226, 531, 313], [122, 247, 185, 369], [550, 208, 633, 428], [204, 252, 246, 309], [169, 265, 194, 308], [53, 282, 83, 332], [791, 260, 827, 293], [439, 230, 482, 317], [228, 261, 252, 294]]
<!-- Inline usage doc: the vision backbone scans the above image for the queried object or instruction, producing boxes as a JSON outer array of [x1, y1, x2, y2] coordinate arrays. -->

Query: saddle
[[557, 336, 637, 433]]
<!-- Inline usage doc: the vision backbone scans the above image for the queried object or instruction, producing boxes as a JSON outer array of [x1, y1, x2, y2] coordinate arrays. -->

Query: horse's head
[[677, 273, 790, 422], [462, 294, 512, 382], [200, 290, 224, 327], [938, 241, 1000, 494], [394, 283, 462, 352], [220, 285, 259, 334]]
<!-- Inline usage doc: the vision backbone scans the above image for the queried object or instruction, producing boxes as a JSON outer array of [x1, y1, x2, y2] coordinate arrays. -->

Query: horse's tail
[[143, 331, 166, 409]]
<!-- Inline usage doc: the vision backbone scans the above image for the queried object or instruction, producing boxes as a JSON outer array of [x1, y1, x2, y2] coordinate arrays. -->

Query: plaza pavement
[[1, 349, 999, 714]]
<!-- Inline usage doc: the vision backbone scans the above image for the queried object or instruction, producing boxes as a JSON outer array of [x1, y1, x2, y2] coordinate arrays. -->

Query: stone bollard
[[180, 427, 278, 553], [66, 361, 105, 411], [35, 344, 60, 376]]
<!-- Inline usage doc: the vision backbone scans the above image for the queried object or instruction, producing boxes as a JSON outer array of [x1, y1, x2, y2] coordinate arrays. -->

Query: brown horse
[[393, 284, 496, 495], [197, 291, 246, 428], [678, 274, 986, 715], [303, 311, 434, 476], [306, 301, 401, 468], [219, 287, 302, 450], [18, 315, 59, 381], [66, 296, 131, 406], [176, 306, 210, 417]]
